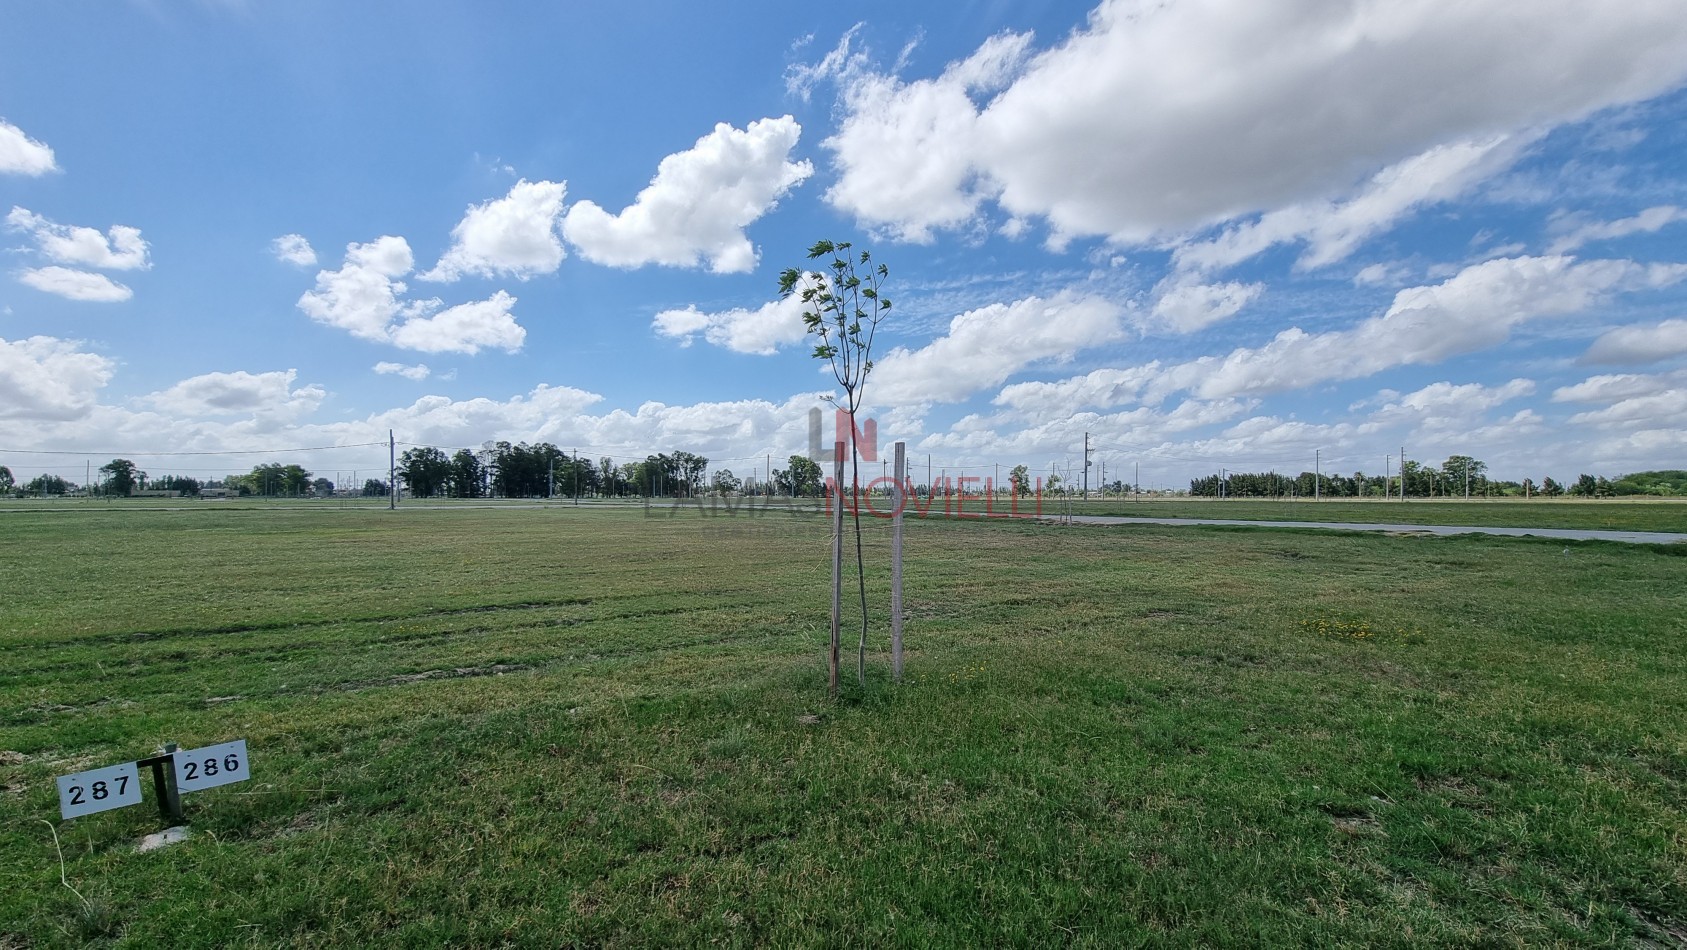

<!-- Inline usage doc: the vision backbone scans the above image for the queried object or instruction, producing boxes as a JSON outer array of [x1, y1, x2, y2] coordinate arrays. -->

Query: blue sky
[[3, 0, 1687, 490]]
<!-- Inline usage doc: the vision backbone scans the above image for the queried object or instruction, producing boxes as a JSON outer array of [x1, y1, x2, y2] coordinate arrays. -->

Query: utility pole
[[1400, 445, 1406, 501], [573, 449, 580, 505], [1385, 454, 1392, 500], [1135, 461, 1140, 500], [1315, 449, 1320, 502], [1083, 432, 1091, 499], [388, 430, 396, 510], [548, 458, 554, 499], [1464, 460, 1470, 500]]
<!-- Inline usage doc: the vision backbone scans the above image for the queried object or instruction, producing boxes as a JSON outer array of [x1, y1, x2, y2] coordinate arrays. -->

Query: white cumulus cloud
[[17, 266, 133, 302], [1557, 370, 1687, 428], [563, 116, 813, 273], [994, 364, 1168, 415], [1131, 255, 1685, 404], [297, 236, 417, 342], [0, 335, 115, 420], [1353, 262, 1414, 287], [1552, 371, 1683, 405], [809, 1, 1687, 249], [388, 291, 525, 355], [7, 207, 150, 270], [420, 179, 568, 282], [1170, 135, 1528, 273], [298, 237, 526, 354], [1150, 279, 1263, 333], [821, 31, 1033, 243], [271, 234, 317, 267], [1367, 378, 1539, 440], [0, 120, 56, 176], [1582, 318, 1687, 365], [1548, 205, 1687, 254], [651, 295, 808, 355], [142, 369, 326, 421], [374, 361, 431, 380], [871, 292, 1125, 405]]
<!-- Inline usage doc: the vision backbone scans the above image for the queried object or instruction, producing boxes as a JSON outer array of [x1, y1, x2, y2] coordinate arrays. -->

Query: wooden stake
[[830, 442, 844, 697], [892, 441, 905, 683]]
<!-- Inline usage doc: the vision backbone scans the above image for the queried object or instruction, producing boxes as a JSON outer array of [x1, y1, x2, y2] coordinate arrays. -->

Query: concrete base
[[138, 826, 190, 852]]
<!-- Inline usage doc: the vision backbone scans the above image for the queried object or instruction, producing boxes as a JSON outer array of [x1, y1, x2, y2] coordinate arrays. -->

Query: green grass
[[2, 506, 1684, 946], [10, 493, 1687, 532]]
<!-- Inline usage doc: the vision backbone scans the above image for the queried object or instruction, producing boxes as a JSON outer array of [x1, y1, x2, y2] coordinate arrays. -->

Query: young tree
[[780, 239, 891, 692], [0, 466, 12, 494]]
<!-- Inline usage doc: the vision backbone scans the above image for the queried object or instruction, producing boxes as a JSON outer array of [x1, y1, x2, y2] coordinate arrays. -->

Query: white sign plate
[[57, 761, 143, 820], [172, 739, 250, 793]]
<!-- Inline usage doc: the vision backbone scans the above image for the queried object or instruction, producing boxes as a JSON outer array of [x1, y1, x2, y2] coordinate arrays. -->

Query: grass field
[[10, 493, 1686, 533], [2, 504, 1684, 945]]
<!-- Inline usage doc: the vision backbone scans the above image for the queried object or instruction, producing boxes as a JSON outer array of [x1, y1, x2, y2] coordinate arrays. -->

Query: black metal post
[[137, 742, 184, 826]]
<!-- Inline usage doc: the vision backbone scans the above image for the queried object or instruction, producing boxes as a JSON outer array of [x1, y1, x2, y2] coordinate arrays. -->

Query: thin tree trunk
[[830, 443, 844, 697], [850, 424, 868, 687]]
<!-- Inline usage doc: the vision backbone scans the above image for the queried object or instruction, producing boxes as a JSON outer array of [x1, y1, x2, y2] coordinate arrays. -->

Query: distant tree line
[[388, 444, 844, 500], [8, 454, 1682, 501], [392, 443, 720, 499], [0, 460, 337, 498], [1190, 457, 1684, 499]]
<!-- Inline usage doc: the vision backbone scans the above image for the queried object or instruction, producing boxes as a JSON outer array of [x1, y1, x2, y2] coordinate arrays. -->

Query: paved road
[[1054, 515, 1687, 545]]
